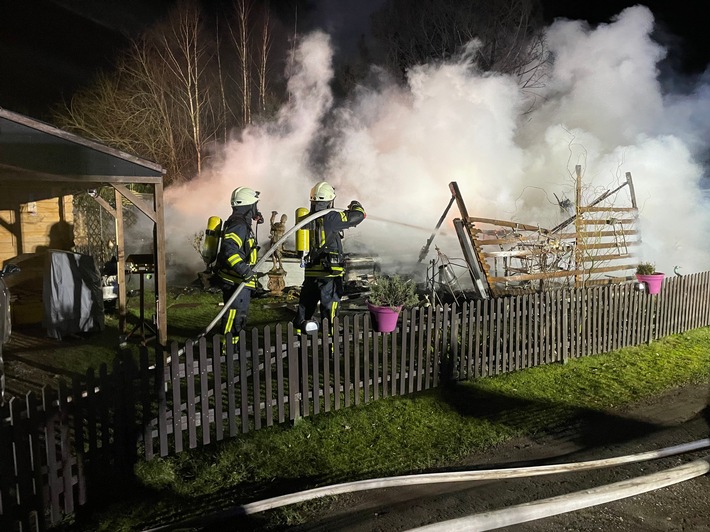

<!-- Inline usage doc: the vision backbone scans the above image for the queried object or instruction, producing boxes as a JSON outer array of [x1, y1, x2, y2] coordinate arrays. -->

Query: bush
[[636, 262, 656, 275], [368, 274, 420, 309]]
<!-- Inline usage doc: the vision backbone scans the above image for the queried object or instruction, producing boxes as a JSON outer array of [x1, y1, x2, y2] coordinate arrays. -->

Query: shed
[[0, 107, 168, 345]]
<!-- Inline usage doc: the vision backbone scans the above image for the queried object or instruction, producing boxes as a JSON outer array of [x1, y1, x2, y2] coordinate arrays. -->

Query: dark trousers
[[221, 283, 252, 344], [295, 276, 343, 330]]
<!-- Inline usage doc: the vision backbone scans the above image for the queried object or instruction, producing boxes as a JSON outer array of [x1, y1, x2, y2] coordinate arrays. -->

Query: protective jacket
[[216, 210, 258, 289], [305, 205, 365, 278]]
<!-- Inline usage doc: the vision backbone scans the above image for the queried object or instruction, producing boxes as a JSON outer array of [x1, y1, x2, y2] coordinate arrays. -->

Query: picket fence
[[2, 271, 710, 529]]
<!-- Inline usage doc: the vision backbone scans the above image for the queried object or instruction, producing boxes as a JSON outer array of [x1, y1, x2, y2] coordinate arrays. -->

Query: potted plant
[[635, 262, 665, 295], [366, 274, 420, 333]]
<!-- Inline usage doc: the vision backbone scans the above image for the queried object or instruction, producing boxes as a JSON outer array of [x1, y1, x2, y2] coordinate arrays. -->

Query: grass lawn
[[57, 325, 710, 531], [7, 288, 297, 377]]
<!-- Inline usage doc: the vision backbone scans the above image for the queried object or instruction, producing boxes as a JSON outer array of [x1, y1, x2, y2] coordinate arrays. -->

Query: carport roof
[[0, 107, 164, 183]]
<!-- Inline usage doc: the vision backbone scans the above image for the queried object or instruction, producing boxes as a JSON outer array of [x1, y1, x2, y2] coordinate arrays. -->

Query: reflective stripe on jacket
[[305, 207, 365, 278], [217, 213, 258, 288]]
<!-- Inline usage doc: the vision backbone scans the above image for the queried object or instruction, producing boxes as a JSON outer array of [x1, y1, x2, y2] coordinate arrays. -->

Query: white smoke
[[165, 5, 710, 283]]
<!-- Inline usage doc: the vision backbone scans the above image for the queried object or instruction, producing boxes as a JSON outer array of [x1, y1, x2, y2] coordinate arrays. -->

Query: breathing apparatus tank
[[201, 216, 223, 267], [295, 207, 310, 266]]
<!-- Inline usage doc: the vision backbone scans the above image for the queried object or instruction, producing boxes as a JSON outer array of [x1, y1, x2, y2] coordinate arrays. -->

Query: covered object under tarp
[[43, 250, 104, 340]]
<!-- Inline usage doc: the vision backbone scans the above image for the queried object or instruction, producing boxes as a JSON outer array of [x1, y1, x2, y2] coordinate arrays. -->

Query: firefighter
[[294, 181, 365, 333], [216, 186, 263, 346]]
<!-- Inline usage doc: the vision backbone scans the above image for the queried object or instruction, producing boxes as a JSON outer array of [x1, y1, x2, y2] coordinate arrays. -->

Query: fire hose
[[142, 438, 710, 530], [199, 207, 340, 341], [410, 456, 710, 531]]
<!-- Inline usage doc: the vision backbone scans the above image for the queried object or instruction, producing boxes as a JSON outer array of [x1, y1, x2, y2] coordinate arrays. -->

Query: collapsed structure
[[427, 165, 639, 299]]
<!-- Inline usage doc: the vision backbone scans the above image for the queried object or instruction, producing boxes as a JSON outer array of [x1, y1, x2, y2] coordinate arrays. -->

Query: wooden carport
[[0, 108, 168, 345]]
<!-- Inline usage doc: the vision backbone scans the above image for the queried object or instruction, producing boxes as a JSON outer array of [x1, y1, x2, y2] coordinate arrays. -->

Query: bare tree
[[370, 0, 548, 88], [152, 0, 222, 179], [54, 0, 280, 186], [215, 21, 229, 143], [257, 5, 273, 114], [230, 0, 253, 126]]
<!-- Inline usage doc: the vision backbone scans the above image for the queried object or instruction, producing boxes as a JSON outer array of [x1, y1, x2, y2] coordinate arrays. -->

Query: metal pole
[[418, 194, 456, 263]]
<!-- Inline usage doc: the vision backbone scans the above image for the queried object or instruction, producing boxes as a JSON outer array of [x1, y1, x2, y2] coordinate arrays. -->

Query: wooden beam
[[90, 193, 117, 218], [575, 165, 583, 286], [489, 263, 637, 283], [115, 187, 127, 335], [579, 218, 637, 226], [0, 163, 162, 185], [450, 183, 492, 299], [626, 172, 638, 209], [579, 207, 638, 213], [113, 184, 157, 223], [577, 241, 639, 251], [450, 182, 472, 222], [477, 230, 639, 246], [153, 182, 168, 346], [580, 230, 638, 238], [467, 217, 549, 233], [581, 252, 635, 262]]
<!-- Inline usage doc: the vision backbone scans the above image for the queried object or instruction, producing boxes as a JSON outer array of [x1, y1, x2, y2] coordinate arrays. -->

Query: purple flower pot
[[367, 302, 402, 333], [636, 273, 665, 295]]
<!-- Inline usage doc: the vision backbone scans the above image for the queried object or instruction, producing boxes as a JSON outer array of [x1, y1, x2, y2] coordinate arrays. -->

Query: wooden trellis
[[449, 165, 639, 298]]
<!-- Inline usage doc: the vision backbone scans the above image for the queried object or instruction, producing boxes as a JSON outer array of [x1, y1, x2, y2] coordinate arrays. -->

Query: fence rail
[[2, 272, 710, 529]]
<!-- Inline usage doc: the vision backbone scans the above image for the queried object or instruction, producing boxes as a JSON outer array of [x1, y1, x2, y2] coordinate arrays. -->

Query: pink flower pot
[[367, 302, 402, 333], [636, 273, 665, 295]]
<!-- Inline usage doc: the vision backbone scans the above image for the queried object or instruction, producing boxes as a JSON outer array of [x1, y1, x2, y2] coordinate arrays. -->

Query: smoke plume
[[165, 5, 709, 283]]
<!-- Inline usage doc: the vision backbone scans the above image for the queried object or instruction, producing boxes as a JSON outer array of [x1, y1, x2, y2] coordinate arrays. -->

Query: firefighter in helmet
[[216, 186, 263, 346], [294, 181, 365, 333]]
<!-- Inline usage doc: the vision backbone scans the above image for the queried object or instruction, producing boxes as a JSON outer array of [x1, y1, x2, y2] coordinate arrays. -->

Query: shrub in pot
[[367, 274, 420, 333], [635, 262, 665, 295]]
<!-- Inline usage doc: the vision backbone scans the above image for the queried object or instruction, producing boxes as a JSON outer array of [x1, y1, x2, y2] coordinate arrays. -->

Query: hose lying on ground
[[409, 455, 710, 531], [232, 438, 710, 516], [142, 438, 710, 531]]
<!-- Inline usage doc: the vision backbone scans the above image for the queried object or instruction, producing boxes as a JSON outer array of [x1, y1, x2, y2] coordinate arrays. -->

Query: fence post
[[287, 323, 300, 423], [562, 290, 569, 364]]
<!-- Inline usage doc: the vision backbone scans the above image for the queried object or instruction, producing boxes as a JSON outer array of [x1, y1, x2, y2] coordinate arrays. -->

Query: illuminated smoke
[[164, 5, 709, 282]]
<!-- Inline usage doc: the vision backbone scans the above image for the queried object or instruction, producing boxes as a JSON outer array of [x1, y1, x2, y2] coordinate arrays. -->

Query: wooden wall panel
[[0, 196, 74, 263]]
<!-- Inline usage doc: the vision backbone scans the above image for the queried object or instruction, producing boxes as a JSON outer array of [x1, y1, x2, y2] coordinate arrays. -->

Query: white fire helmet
[[231, 187, 260, 206], [310, 181, 336, 202]]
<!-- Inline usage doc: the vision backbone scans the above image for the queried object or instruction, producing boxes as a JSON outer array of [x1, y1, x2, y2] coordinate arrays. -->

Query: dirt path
[[257, 383, 710, 532]]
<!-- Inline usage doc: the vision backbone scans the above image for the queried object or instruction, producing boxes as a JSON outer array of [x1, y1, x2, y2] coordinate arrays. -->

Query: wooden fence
[[2, 271, 710, 529]]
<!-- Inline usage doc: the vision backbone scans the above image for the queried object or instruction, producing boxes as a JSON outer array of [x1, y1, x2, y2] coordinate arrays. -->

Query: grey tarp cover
[[43, 250, 104, 340]]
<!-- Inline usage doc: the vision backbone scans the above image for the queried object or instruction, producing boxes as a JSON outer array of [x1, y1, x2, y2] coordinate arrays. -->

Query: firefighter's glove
[[348, 200, 364, 212]]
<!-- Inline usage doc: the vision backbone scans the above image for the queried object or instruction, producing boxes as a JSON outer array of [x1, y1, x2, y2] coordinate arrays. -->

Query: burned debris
[[426, 165, 640, 300]]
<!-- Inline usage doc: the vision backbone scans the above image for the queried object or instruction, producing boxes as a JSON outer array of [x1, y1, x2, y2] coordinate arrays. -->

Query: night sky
[[1, 0, 707, 120]]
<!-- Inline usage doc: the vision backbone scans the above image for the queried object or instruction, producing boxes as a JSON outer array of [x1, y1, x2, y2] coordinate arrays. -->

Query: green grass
[[134, 288, 296, 343], [61, 327, 710, 531], [28, 289, 295, 377]]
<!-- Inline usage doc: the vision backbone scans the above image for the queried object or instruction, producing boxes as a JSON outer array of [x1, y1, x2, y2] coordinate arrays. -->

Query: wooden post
[[626, 172, 637, 209], [153, 182, 168, 346], [574, 165, 583, 288], [114, 187, 127, 334]]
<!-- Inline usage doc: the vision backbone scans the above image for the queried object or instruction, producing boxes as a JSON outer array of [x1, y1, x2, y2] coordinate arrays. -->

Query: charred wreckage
[[422, 164, 641, 305]]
